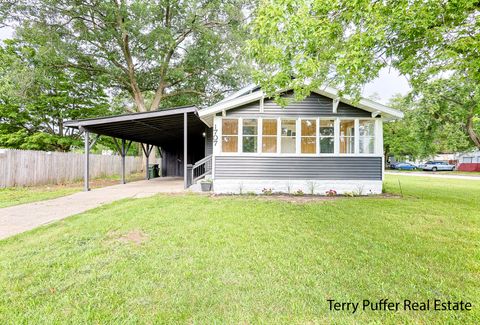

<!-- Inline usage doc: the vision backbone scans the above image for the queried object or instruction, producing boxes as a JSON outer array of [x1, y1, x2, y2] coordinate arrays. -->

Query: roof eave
[[199, 86, 404, 121], [65, 106, 198, 128]]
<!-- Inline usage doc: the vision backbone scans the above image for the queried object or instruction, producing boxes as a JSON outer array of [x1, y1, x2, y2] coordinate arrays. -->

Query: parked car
[[395, 162, 417, 170], [419, 161, 455, 171], [389, 162, 400, 169]]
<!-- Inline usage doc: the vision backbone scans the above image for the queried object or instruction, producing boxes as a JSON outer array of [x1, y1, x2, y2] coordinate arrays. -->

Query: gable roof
[[198, 85, 404, 127]]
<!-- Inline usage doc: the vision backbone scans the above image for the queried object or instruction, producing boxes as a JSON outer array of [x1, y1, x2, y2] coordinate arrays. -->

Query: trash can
[[148, 164, 159, 179]]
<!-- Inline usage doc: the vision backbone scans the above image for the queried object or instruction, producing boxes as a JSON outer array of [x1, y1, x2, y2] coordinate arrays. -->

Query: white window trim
[[257, 117, 262, 154], [218, 116, 380, 157], [260, 118, 278, 154], [279, 117, 298, 155], [295, 119, 301, 155], [238, 118, 243, 154], [319, 118, 336, 154], [354, 119, 360, 155], [299, 118, 317, 155], [338, 118, 357, 155]]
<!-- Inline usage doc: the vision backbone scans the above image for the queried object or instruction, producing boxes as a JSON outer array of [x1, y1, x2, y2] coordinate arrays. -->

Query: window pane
[[243, 136, 257, 153], [320, 137, 334, 153], [222, 119, 238, 135], [222, 136, 238, 152], [243, 119, 257, 135], [301, 137, 316, 153], [281, 137, 296, 153], [340, 120, 355, 137], [262, 136, 277, 153], [359, 120, 375, 137], [262, 119, 277, 136], [340, 137, 355, 154], [301, 119, 316, 136], [320, 120, 334, 136], [281, 120, 296, 136], [359, 137, 375, 154]]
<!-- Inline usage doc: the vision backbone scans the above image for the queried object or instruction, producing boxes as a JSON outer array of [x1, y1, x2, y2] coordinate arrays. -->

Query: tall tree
[[4, 0, 252, 113], [0, 40, 111, 151], [248, 0, 480, 148]]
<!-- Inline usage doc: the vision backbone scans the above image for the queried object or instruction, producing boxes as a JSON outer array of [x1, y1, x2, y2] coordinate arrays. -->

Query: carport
[[65, 106, 208, 191]]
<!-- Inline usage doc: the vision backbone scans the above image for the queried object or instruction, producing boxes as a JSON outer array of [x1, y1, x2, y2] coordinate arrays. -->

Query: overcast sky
[[0, 27, 411, 104]]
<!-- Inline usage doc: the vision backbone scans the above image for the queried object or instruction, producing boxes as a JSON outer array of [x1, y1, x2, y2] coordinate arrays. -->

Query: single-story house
[[66, 85, 403, 194]]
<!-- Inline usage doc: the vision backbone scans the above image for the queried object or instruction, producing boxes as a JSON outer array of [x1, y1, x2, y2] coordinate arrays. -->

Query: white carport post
[[81, 127, 90, 192], [184, 112, 188, 189]]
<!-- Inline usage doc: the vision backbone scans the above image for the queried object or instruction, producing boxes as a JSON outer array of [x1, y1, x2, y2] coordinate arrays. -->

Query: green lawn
[[0, 175, 478, 323], [388, 169, 480, 176], [0, 186, 79, 208], [0, 173, 144, 208]]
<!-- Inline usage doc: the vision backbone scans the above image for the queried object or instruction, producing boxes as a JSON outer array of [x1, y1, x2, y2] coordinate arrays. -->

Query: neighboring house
[[66, 85, 403, 194], [456, 150, 480, 172]]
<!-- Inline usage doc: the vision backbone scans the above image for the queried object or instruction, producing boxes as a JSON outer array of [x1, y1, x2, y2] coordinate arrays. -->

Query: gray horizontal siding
[[215, 156, 382, 180], [225, 92, 371, 118], [226, 101, 260, 116]]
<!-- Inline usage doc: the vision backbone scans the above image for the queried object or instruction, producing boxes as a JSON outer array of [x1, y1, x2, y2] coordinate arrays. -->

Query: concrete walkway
[[0, 177, 184, 240], [385, 171, 480, 181]]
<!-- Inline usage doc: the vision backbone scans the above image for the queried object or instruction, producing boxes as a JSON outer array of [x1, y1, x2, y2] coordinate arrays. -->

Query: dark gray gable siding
[[215, 156, 382, 180], [224, 92, 371, 117]]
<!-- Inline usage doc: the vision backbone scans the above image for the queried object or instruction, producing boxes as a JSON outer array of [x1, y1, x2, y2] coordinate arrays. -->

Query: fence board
[[0, 149, 144, 187]]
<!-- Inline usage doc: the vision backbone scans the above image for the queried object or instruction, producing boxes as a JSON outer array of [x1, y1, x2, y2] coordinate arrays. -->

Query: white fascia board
[[216, 84, 258, 104], [198, 90, 265, 120], [313, 87, 404, 120], [199, 84, 404, 125]]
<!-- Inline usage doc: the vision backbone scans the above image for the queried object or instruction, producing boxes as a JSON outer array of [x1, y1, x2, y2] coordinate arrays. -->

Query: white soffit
[[198, 85, 404, 127]]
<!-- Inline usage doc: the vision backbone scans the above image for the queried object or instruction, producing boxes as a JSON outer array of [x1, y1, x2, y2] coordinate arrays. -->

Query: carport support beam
[[84, 129, 90, 191], [141, 144, 153, 180], [121, 139, 126, 184], [184, 112, 188, 189]]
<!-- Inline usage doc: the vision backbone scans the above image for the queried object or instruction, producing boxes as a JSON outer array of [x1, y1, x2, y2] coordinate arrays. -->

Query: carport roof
[[65, 106, 207, 149]]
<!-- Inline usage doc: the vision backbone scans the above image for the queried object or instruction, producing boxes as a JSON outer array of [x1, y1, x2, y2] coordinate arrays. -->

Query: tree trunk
[[466, 115, 480, 149]]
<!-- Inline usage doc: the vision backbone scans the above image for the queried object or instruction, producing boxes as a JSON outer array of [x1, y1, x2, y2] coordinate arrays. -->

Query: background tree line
[[1, 0, 478, 160]]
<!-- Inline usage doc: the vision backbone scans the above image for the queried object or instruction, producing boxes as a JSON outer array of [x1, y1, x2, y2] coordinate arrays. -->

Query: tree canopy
[[4, 0, 252, 112], [0, 40, 111, 151], [249, 0, 480, 149], [1, 0, 253, 151]]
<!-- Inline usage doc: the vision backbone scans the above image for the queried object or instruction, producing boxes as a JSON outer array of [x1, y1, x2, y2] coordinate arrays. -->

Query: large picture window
[[340, 120, 355, 154], [319, 120, 334, 153], [220, 116, 378, 156], [301, 119, 316, 154], [222, 119, 238, 152], [262, 119, 277, 153], [242, 119, 258, 153], [359, 120, 375, 154], [281, 120, 296, 153]]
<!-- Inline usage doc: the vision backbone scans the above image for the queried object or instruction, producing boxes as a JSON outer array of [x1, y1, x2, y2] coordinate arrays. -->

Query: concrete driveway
[[0, 177, 184, 240]]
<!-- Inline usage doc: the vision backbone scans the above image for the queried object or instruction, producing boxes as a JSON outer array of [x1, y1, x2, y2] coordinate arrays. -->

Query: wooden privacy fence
[[0, 149, 143, 188]]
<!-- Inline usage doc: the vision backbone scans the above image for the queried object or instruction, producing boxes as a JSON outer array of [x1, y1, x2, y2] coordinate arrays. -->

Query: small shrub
[[262, 188, 273, 195], [238, 182, 244, 195], [293, 189, 304, 196], [325, 189, 337, 197], [246, 191, 256, 196], [306, 181, 318, 195], [353, 185, 365, 196], [344, 191, 355, 197], [285, 181, 292, 194]]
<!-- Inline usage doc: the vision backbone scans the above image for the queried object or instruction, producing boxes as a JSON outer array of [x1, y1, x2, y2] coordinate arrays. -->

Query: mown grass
[[0, 172, 144, 208], [0, 175, 478, 323], [0, 186, 79, 208], [388, 169, 480, 176]]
